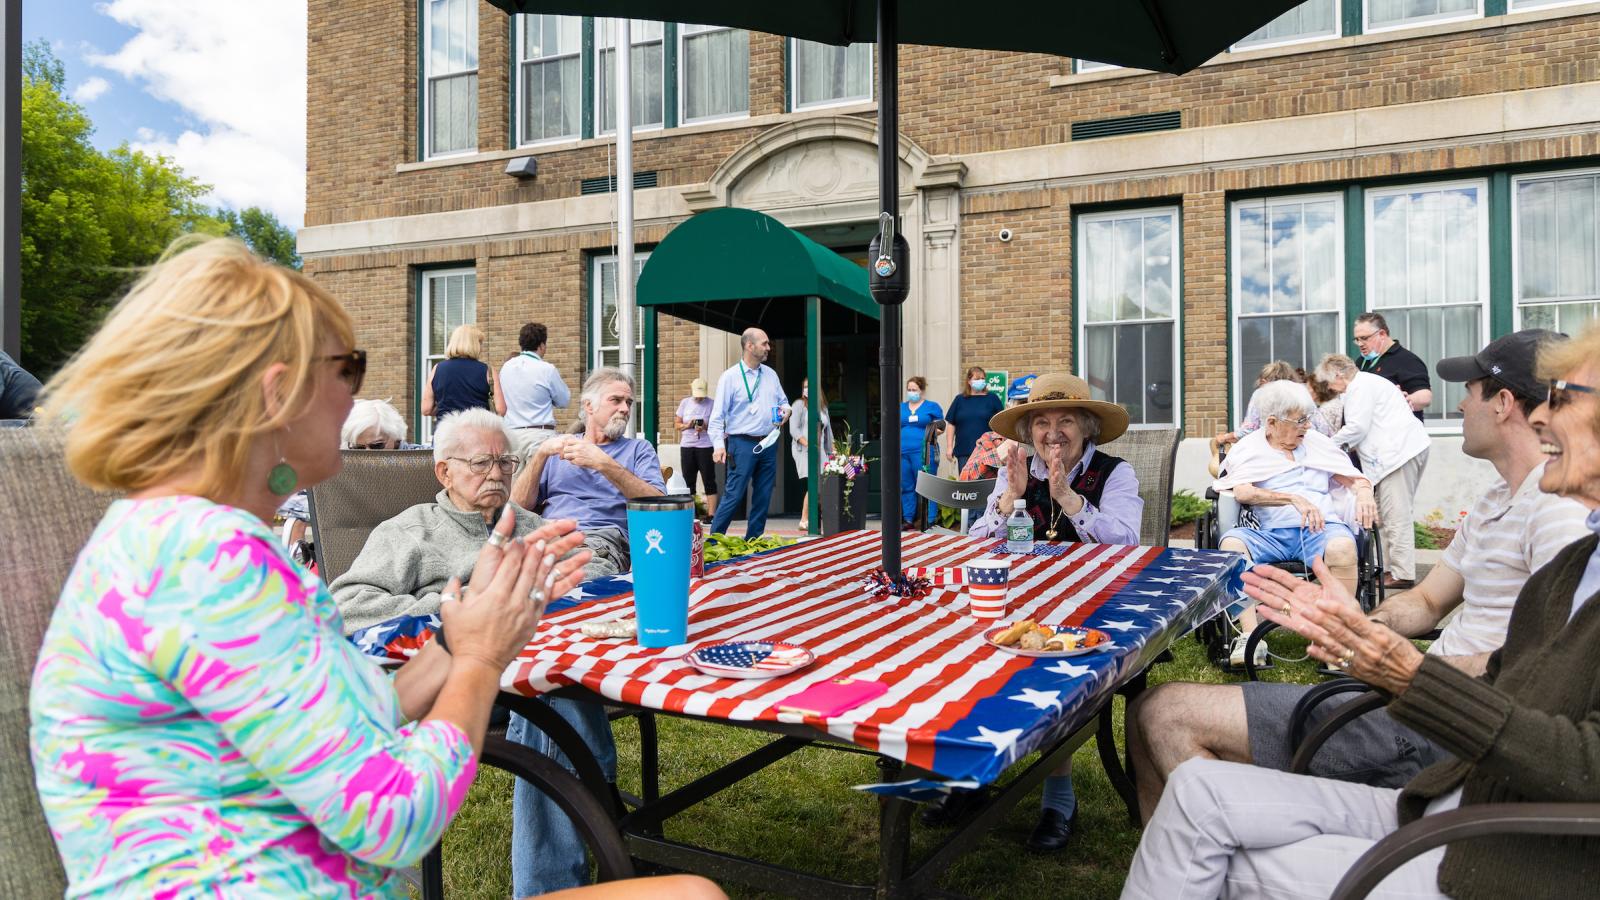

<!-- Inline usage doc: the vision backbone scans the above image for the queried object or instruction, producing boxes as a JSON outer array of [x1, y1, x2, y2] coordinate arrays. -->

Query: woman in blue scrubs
[[898, 375, 943, 530]]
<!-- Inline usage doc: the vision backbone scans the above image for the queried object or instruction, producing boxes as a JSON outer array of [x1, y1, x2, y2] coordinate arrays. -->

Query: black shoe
[[917, 788, 988, 827], [1025, 806, 1078, 853]]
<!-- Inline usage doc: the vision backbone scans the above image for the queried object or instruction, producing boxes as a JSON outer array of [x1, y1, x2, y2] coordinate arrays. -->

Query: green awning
[[635, 207, 879, 338]]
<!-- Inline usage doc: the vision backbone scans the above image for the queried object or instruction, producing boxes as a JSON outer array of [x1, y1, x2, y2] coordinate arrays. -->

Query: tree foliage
[[219, 206, 301, 270]]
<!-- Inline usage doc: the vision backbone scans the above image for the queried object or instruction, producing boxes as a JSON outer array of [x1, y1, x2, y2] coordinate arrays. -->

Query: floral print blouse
[[30, 496, 476, 898]]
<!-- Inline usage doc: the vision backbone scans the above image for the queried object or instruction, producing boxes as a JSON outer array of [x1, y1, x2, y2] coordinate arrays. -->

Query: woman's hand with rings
[[1251, 557, 1424, 693]]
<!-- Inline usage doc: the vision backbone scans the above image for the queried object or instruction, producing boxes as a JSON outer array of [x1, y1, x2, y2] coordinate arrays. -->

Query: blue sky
[[24, 0, 307, 228]]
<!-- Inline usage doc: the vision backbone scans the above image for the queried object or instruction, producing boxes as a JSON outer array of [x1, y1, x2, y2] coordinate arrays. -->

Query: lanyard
[[521, 351, 542, 362], [739, 365, 761, 404]]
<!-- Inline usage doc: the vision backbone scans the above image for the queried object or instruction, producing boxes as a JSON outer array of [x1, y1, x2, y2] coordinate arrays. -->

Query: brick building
[[302, 0, 1600, 516]]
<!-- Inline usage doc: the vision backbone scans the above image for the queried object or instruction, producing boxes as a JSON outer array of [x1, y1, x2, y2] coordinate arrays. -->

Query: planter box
[[820, 473, 866, 535]]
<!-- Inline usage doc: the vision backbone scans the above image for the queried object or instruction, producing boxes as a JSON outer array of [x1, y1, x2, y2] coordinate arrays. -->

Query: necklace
[[1044, 494, 1067, 541]]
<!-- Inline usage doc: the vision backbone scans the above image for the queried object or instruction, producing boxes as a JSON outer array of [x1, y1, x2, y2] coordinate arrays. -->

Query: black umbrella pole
[[880, 304, 901, 574], [873, 0, 905, 577]]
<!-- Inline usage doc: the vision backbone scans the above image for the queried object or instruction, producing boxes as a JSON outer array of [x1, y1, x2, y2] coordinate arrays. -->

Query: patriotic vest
[[1021, 450, 1125, 542]]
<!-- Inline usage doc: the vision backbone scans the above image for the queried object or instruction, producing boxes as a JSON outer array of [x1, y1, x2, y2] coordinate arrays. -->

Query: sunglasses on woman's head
[[323, 350, 367, 394], [1546, 379, 1597, 411]]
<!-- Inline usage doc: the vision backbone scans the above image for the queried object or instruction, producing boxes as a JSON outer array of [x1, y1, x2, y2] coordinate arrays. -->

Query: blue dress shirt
[[709, 361, 790, 451]]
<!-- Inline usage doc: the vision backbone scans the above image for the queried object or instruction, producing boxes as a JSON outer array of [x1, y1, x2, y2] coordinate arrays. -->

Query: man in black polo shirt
[[1352, 312, 1432, 422]]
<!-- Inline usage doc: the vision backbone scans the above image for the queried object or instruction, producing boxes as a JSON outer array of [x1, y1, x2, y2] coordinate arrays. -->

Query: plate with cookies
[[986, 620, 1112, 658]]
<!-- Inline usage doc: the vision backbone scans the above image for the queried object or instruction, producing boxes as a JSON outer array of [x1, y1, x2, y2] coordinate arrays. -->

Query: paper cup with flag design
[[964, 558, 1011, 620]]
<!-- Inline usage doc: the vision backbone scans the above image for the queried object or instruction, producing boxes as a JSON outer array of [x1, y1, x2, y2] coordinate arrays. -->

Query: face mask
[[1360, 350, 1379, 363], [801, 388, 808, 398], [969, 379, 987, 392], [906, 391, 921, 403]]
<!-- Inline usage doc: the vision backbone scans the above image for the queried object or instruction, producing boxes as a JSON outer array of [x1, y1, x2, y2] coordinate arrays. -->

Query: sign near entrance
[[985, 370, 1008, 405]]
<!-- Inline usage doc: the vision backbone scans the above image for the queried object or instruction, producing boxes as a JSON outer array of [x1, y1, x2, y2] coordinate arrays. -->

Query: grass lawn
[[429, 629, 1328, 899]]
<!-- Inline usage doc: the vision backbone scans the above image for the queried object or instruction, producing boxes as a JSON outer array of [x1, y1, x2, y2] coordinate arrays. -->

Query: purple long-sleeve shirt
[[967, 442, 1143, 545]]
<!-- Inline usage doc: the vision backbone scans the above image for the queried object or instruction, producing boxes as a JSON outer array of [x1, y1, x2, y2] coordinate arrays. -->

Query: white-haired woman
[[342, 397, 413, 449], [26, 237, 717, 899], [947, 373, 1142, 853], [1211, 379, 1378, 666], [422, 324, 503, 424]]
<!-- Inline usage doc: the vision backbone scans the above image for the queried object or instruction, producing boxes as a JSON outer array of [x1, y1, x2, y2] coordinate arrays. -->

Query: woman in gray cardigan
[[1122, 325, 1600, 900]]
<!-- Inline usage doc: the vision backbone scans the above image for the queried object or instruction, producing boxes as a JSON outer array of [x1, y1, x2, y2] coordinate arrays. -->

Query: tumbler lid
[[627, 494, 694, 512]]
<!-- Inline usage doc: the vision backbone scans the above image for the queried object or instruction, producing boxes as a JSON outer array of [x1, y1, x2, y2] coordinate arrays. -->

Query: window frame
[[589, 251, 652, 378], [594, 18, 667, 137], [1363, 0, 1482, 34], [787, 38, 874, 111], [416, 265, 479, 442], [1229, 191, 1347, 425], [1511, 165, 1600, 333], [1363, 177, 1491, 432], [513, 14, 583, 148], [1508, 0, 1590, 9], [1230, 0, 1341, 51], [1074, 204, 1184, 431], [421, 0, 479, 161], [677, 23, 749, 126], [1074, 58, 1122, 74]]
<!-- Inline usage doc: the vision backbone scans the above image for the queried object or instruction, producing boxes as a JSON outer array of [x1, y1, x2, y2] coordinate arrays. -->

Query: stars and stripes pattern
[[689, 641, 813, 674], [492, 530, 1244, 787], [903, 565, 966, 586]]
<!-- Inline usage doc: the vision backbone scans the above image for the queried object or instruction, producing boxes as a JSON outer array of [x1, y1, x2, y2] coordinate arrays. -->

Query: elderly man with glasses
[[330, 407, 623, 635]]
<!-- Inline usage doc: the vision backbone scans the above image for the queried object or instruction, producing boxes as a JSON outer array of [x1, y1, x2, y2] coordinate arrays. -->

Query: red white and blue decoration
[[686, 641, 816, 679]]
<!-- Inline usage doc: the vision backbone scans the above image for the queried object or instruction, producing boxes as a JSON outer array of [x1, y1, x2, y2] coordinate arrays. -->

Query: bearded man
[[511, 366, 665, 571]]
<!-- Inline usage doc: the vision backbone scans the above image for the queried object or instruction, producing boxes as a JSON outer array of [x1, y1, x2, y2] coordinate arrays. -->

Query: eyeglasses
[[350, 440, 394, 450], [1352, 331, 1380, 345], [1546, 379, 1598, 411], [1271, 414, 1312, 428], [324, 350, 367, 394], [447, 454, 522, 476]]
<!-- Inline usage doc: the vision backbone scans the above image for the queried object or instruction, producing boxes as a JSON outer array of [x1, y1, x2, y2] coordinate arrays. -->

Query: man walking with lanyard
[[499, 322, 572, 458], [710, 327, 790, 538]]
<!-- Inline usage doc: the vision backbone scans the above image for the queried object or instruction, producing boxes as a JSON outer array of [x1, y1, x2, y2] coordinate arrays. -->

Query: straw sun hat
[[987, 372, 1130, 446]]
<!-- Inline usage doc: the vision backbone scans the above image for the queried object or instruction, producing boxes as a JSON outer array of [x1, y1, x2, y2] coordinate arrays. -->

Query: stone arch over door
[[684, 116, 965, 449]]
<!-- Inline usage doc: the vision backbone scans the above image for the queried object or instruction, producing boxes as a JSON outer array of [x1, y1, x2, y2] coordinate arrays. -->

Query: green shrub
[[1414, 521, 1440, 550], [1170, 489, 1210, 527]]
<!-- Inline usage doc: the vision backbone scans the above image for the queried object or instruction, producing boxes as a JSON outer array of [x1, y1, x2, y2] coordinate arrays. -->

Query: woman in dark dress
[[422, 323, 499, 425], [944, 365, 1002, 476]]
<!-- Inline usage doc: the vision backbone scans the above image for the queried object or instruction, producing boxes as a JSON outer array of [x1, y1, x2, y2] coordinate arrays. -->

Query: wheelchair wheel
[[1356, 528, 1386, 612]]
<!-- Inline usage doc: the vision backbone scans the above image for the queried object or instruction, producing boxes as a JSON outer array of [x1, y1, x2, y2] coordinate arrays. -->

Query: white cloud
[[88, 0, 308, 228], [69, 76, 111, 104]]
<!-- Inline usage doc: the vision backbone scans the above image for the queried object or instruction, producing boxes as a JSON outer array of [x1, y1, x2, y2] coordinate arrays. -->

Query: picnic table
[[367, 529, 1244, 898]]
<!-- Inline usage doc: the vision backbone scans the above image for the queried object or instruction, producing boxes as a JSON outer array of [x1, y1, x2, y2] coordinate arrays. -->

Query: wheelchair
[[1193, 438, 1385, 677]]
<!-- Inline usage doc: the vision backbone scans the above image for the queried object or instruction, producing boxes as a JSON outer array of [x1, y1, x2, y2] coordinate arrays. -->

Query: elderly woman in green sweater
[[1121, 323, 1600, 900]]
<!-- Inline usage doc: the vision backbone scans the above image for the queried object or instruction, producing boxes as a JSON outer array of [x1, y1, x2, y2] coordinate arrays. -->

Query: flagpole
[[615, 18, 637, 437], [871, 0, 908, 576]]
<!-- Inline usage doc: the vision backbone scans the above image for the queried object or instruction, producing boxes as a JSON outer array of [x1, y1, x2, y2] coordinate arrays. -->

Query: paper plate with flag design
[[685, 641, 816, 679]]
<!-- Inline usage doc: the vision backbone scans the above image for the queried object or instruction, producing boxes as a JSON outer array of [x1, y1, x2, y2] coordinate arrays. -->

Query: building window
[[789, 39, 871, 109], [680, 24, 748, 123], [596, 19, 664, 135], [1231, 194, 1343, 420], [1366, 180, 1489, 424], [1074, 59, 1121, 73], [1515, 169, 1600, 335], [592, 253, 650, 376], [1508, 0, 1586, 9], [418, 267, 478, 440], [423, 0, 478, 158], [1365, 0, 1479, 32], [1233, 0, 1339, 50], [516, 15, 581, 145], [1078, 207, 1180, 428]]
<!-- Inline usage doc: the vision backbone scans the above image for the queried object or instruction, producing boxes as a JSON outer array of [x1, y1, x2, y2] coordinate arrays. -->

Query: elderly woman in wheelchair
[[1210, 380, 1378, 667]]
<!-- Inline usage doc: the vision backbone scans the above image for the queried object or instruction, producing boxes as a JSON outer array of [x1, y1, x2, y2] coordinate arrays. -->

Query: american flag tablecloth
[[495, 530, 1244, 788]]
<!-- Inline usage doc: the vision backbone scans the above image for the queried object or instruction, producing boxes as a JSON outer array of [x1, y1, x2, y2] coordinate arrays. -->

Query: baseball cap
[[690, 377, 708, 398], [1007, 374, 1038, 402], [1435, 328, 1565, 402]]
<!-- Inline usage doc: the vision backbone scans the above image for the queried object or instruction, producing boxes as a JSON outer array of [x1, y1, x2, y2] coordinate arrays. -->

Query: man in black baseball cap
[[1435, 328, 1563, 405]]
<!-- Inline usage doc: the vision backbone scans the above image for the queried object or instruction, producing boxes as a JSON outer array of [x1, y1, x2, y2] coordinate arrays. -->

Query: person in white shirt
[[1316, 353, 1431, 588], [708, 327, 790, 538], [498, 322, 571, 459], [1125, 329, 1590, 824]]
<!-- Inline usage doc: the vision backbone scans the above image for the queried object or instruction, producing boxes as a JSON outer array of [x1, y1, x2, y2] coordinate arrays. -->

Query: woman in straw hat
[[932, 373, 1142, 851]]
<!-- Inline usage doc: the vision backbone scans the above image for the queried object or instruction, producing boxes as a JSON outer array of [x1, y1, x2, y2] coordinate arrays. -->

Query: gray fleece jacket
[[331, 489, 625, 635]]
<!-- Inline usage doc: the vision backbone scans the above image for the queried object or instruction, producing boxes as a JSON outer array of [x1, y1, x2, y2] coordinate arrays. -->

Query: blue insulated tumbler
[[626, 495, 695, 647]]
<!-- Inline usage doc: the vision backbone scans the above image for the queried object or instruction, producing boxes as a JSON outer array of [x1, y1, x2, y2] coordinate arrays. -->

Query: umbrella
[[487, 0, 1308, 575]]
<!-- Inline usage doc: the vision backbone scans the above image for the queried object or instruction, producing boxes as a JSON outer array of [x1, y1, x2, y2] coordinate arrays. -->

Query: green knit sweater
[[1388, 533, 1600, 899]]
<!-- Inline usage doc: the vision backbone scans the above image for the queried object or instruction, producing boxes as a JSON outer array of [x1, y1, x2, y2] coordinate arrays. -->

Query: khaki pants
[[1375, 448, 1428, 582], [1122, 758, 1446, 900], [510, 426, 558, 460]]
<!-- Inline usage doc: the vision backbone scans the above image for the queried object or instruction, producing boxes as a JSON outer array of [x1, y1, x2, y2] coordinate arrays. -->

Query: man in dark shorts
[[1121, 329, 1591, 822], [1352, 311, 1432, 421]]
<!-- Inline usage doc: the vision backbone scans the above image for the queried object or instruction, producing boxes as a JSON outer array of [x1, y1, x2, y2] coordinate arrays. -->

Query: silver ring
[[531, 589, 547, 605], [440, 591, 460, 605], [487, 531, 510, 548]]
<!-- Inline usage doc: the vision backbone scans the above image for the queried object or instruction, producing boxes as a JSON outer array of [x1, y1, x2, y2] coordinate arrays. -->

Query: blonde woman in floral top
[[28, 237, 718, 900]]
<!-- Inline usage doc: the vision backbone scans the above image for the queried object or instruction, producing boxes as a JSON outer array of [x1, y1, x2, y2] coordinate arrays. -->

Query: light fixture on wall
[[998, 228, 1014, 242], [505, 156, 539, 180]]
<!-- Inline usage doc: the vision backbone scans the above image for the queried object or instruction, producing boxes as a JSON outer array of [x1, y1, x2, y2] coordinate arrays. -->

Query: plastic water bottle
[[1005, 499, 1034, 554]]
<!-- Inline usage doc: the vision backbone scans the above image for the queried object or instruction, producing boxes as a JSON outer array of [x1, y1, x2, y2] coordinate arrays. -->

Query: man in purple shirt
[[511, 366, 666, 558]]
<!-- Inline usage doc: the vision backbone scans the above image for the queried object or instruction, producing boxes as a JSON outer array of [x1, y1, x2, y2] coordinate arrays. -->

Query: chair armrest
[[1288, 677, 1373, 752], [1289, 690, 1388, 775], [479, 734, 635, 882], [1329, 803, 1600, 900]]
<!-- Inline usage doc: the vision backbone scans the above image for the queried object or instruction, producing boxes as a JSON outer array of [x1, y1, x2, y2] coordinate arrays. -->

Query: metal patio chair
[[913, 470, 995, 534], [1113, 427, 1182, 547]]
